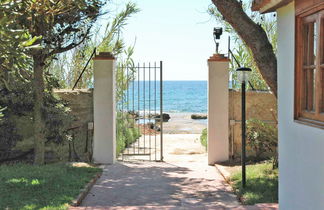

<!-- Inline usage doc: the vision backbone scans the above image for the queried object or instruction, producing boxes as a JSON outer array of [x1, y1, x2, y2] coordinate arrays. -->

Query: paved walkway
[[71, 134, 278, 209]]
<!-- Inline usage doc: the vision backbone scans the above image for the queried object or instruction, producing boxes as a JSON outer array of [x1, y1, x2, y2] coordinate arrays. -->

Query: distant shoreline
[[163, 113, 207, 134], [125, 81, 208, 114]]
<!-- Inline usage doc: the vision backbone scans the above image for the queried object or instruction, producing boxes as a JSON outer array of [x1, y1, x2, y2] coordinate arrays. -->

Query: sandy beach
[[163, 113, 207, 134]]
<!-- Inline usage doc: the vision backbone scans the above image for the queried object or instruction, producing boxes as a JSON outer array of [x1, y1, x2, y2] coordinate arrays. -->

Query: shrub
[[246, 119, 278, 168], [116, 112, 141, 156], [200, 128, 207, 149], [0, 73, 73, 163]]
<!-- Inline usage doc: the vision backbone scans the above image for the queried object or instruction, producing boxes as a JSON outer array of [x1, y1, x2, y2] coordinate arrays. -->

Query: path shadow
[[81, 161, 238, 208]]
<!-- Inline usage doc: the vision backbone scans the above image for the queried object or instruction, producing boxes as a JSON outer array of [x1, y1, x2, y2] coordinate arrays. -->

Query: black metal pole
[[72, 48, 96, 90], [160, 61, 163, 162], [242, 81, 246, 188]]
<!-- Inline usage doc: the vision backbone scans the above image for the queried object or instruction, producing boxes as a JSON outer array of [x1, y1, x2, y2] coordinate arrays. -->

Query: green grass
[[0, 163, 102, 210], [200, 128, 207, 149], [230, 162, 278, 205]]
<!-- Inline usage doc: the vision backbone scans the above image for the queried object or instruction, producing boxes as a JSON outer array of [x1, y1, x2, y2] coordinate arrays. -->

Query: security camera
[[213, 27, 223, 40]]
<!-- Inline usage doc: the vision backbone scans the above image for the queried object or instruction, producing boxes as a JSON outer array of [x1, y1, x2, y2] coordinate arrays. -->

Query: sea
[[163, 81, 207, 113], [123, 81, 207, 114]]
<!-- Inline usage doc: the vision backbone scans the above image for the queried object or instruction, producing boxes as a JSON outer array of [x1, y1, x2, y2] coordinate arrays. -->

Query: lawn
[[229, 162, 278, 205], [0, 163, 102, 210]]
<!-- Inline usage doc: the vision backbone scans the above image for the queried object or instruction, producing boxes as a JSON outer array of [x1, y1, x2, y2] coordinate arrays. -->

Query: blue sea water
[[163, 81, 207, 113], [124, 81, 207, 113]]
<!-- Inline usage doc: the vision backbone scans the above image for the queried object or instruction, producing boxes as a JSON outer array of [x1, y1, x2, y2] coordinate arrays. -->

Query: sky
[[107, 0, 230, 81]]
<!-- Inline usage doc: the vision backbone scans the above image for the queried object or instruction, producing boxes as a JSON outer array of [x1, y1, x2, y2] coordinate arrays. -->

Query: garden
[[0, 0, 139, 208], [0, 163, 102, 209], [200, 118, 278, 205], [1, 0, 280, 207]]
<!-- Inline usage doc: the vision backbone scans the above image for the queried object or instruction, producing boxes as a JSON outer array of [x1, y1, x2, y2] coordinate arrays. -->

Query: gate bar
[[132, 67, 135, 154], [137, 62, 140, 155], [154, 62, 157, 161], [160, 61, 163, 161], [122, 153, 151, 156], [143, 62, 146, 155], [126, 66, 129, 155], [121, 65, 124, 161], [149, 62, 151, 161]]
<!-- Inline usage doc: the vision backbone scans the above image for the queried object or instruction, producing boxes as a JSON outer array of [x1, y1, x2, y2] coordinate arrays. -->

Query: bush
[[116, 112, 141, 156], [0, 73, 73, 163], [246, 119, 278, 168], [200, 128, 207, 149]]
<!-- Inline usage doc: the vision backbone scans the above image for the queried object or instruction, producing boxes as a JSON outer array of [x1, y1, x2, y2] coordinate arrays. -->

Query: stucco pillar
[[208, 54, 230, 165], [93, 52, 116, 164]]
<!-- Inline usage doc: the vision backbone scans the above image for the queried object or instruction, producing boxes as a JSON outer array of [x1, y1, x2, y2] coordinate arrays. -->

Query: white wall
[[277, 3, 324, 210]]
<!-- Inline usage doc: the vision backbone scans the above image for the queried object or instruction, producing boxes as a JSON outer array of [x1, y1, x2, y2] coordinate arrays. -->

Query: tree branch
[[212, 0, 277, 97], [47, 28, 91, 57]]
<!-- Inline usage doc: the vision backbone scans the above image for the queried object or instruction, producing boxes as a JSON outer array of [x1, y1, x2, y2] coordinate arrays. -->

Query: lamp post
[[236, 67, 252, 188], [213, 27, 223, 53]]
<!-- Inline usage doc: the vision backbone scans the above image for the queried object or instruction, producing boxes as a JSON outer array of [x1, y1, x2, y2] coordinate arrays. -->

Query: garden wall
[[56, 89, 277, 161], [54, 89, 94, 126], [54, 89, 94, 162], [228, 90, 277, 158]]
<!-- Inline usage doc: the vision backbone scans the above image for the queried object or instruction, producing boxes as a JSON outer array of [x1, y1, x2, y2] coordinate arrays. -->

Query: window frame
[[295, 8, 324, 129]]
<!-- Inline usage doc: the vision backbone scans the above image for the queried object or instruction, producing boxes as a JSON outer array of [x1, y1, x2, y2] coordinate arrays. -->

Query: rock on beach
[[191, 114, 207, 120], [155, 113, 171, 122]]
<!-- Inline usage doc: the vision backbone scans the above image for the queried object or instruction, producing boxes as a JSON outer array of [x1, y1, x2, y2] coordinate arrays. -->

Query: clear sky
[[111, 0, 229, 81]]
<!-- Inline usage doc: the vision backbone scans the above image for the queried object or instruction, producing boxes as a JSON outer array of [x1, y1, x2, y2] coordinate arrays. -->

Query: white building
[[253, 0, 324, 209]]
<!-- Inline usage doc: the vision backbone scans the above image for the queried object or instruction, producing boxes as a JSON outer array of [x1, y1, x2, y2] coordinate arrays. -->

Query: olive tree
[[9, 0, 105, 164], [211, 0, 277, 97], [209, 1, 277, 91], [51, 2, 139, 89]]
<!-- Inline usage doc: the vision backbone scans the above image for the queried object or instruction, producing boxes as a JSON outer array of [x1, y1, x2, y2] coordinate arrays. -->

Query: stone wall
[[54, 89, 94, 126], [54, 89, 94, 162], [54, 89, 277, 161], [229, 90, 277, 158]]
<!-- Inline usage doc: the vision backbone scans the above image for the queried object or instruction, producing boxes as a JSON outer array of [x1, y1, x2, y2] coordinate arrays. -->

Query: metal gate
[[116, 61, 163, 161]]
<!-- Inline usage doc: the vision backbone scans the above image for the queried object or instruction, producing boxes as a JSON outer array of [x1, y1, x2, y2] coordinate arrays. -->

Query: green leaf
[[21, 36, 42, 47]]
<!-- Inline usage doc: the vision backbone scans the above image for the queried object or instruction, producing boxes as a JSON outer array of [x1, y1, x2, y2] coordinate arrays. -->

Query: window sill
[[294, 118, 324, 130]]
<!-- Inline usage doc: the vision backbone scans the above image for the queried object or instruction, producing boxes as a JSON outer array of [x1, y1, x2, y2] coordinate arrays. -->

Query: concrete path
[[71, 134, 277, 209], [79, 161, 238, 209]]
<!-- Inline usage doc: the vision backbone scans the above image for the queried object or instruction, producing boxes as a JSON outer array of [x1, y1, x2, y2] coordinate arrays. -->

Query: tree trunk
[[212, 0, 277, 97], [33, 55, 46, 165]]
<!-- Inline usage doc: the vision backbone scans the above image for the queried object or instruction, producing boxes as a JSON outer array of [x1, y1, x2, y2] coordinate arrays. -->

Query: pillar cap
[[208, 54, 230, 62], [93, 52, 115, 60]]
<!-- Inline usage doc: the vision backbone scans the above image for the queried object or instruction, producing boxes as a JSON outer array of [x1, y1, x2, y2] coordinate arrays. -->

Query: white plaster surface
[[208, 60, 229, 165], [93, 59, 116, 164], [277, 3, 324, 209]]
